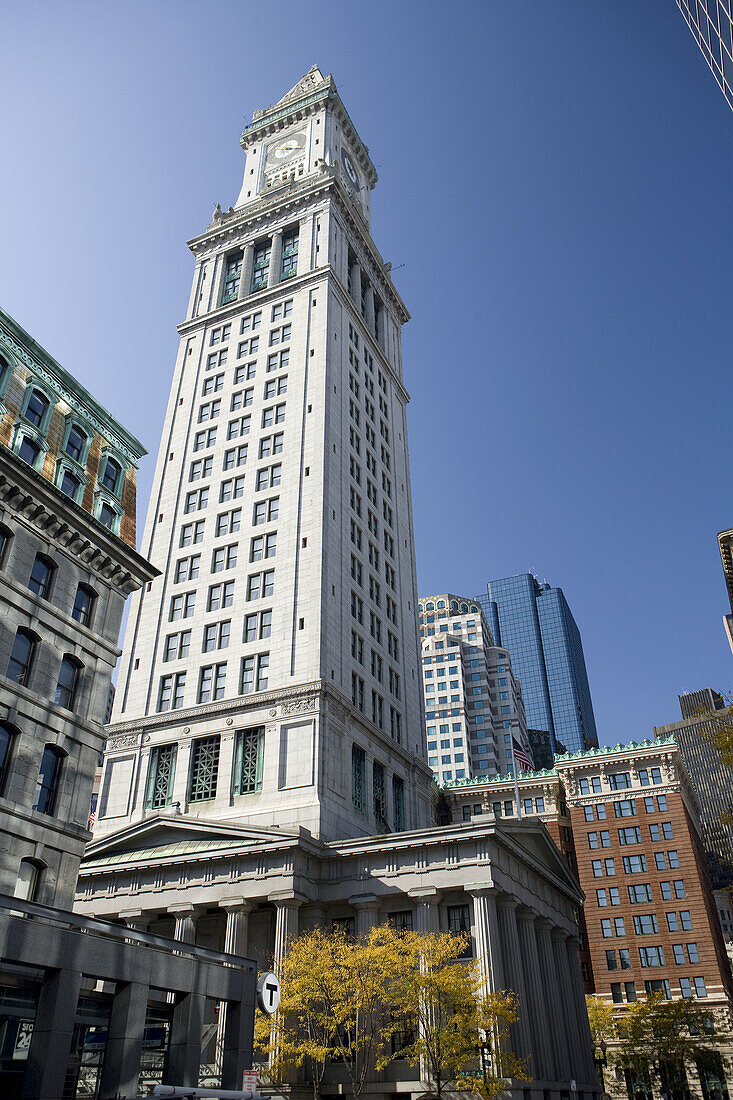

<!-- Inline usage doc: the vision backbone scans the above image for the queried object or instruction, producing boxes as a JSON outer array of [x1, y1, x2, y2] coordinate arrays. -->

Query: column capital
[[516, 905, 539, 924], [220, 897, 254, 915], [495, 892, 519, 911], [465, 884, 498, 899], [269, 890, 306, 908], [348, 892, 381, 910], [167, 904, 198, 917]]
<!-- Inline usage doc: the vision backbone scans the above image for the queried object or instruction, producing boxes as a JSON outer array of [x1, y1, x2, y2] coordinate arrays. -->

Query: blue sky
[[1, 1, 732, 744]]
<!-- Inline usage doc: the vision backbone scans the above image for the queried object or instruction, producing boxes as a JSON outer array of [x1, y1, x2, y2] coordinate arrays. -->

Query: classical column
[[22, 967, 82, 1100], [350, 893, 381, 938], [516, 909, 553, 1083], [239, 243, 255, 300], [268, 230, 283, 288], [469, 888, 505, 994], [551, 929, 578, 1084], [170, 904, 197, 945], [408, 886, 441, 933], [212, 253, 228, 311], [534, 919, 564, 1083], [98, 980, 149, 1100], [223, 900, 252, 957], [272, 895, 302, 968], [300, 902, 327, 933], [120, 909, 147, 932], [564, 935, 596, 1085], [350, 260, 362, 309], [364, 283, 375, 333], [496, 895, 534, 1078]]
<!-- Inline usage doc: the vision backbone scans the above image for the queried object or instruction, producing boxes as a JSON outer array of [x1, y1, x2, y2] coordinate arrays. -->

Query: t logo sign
[[256, 971, 281, 1014]]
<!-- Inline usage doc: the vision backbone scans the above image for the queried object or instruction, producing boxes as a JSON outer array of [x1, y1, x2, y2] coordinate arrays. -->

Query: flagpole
[[510, 733, 522, 820]]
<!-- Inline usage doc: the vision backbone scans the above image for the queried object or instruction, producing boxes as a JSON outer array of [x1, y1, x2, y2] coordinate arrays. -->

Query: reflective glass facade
[[676, 0, 733, 112], [477, 573, 598, 755]]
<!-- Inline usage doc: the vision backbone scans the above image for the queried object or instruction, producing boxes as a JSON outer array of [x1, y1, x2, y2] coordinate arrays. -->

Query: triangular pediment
[[274, 65, 328, 108], [82, 815, 300, 869], [502, 820, 582, 898]]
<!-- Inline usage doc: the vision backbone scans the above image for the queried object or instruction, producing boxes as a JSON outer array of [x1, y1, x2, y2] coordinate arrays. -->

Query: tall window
[[55, 655, 82, 710], [222, 253, 242, 304], [352, 744, 366, 812], [145, 744, 177, 809], [35, 746, 64, 815], [0, 524, 12, 566], [71, 584, 96, 626], [101, 456, 122, 494], [281, 229, 298, 279], [0, 722, 16, 795], [7, 629, 37, 686], [60, 469, 82, 499], [158, 672, 186, 712], [25, 389, 49, 428], [251, 242, 271, 292], [447, 904, 472, 956], [232, 727, 264, 795], [373, 761, 386, 824], [99, 502, 117, 530], [64, 424, 87, 462], [14, 859, 42, 902], [28, 554, 55, 599], [393, 775, 405, 831], [188, 735, 220, 802], [18, 436, 41, 467]]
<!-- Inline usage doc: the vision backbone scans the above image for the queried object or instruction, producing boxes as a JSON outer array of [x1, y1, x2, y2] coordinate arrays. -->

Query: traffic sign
[[257, 971, 281, 1014]]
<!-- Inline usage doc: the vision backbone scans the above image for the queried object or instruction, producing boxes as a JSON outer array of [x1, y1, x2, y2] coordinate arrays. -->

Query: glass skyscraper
[[676, 0, 733, 111], [477, 574, 598, 756]]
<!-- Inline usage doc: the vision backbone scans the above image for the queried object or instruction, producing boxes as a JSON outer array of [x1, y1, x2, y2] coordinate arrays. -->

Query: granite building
[[77, 69, 599, 1100], [417, 592, 532, 782], [0, 309, 256, 1100]]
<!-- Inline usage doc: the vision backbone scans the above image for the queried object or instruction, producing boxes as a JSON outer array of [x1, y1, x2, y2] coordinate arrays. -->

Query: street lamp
[[593, 1040, 608, 1090], [477, 1039, 492, 1086]]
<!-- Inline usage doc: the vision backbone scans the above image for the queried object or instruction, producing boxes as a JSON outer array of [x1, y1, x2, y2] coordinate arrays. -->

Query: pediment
[[274, 66, 328, 108], [502, 820, 582, 898], [82, 815, 299, 869]]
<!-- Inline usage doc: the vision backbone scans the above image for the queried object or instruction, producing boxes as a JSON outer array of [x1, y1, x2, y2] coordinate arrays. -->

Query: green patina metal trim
[[443, 767, 558, 790], [0, 306, 148, 463], [553, 735, 677, 762]]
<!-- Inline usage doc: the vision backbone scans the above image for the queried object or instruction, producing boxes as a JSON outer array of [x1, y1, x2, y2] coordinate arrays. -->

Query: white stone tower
[[96, 67, 433, 842]]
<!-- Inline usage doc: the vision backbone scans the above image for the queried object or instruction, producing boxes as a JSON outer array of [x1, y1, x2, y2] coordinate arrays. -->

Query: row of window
[[588, 821, 673, 847], [609, 977, 707, 1004], [144, 727, 264, 807], [592, 850, 679, 876], [157, 651, 270, 711], [578, 768, 662, 794], [220, 230, 299, 305], [605, 943, 701, 969], [596, 877, 686, 905], [601, 909, 694, 937], [0, 724, 66, 817], [583, 794, 668, 819], [350, 744, 406, 830], [6, 627, 85, 711]]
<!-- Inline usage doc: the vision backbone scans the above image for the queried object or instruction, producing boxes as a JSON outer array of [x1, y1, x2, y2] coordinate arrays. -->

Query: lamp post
[[593, 1040, 608, 1091], [477, 1040, 492, 1087]]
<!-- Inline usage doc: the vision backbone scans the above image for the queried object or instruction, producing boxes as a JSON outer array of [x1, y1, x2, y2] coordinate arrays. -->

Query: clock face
[[341, 148, 359, 190], [266, 132, 306, 167]]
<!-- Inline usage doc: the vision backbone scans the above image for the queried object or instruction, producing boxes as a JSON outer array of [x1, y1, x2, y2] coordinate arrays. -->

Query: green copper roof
[[443, 767, 558, 790], [553, 735, 677, 762]]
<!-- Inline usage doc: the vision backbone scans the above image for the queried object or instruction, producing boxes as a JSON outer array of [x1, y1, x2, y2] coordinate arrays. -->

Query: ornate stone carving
[[281, 696, 316, 716], [109, 734, 138, 749]]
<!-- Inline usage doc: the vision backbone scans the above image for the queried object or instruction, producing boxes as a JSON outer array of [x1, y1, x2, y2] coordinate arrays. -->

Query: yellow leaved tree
[[256, 924, 526, 1100]]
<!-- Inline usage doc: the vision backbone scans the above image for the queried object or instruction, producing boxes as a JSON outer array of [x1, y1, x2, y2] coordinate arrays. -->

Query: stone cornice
[[0, 447, 158, 594], [0, 309, 147, 465], [553, 736, 677, 764]]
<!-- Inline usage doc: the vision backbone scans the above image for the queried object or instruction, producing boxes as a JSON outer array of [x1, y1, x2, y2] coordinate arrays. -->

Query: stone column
[[350, 260, 362, 309], [534, 918, 564, 1083], [350, 893, 381, 938], [516, 909, 553, 1083], [565, 935, 596, 1085], [469, 888, 504, 994], [98, 980, 149, 1100], [300, 902, 327, 933], [409, 886, 441, 933], [223, 900, 252, 957], [239, 243, 255, 300], [120, 909, 147, 932], [268, 230, 283, 288], [170, 904, 197, 945], [22, 967, 82, 1100], [272, 895, 302, 969], [552, 929, 578, 1084], [364, 283, 375, 333], [497, 895, 534, 1078], [212, 253, 229, 311]]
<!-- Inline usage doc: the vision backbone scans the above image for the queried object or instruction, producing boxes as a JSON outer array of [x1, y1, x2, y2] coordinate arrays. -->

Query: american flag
[[512, 738, 534, 771], [88, 809, 96, 830]]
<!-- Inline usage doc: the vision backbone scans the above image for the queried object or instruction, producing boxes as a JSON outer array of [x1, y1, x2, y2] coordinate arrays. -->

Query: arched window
[[55, 655, 82, 710], [471, 605, 478, 613], [461, 603, 468, 612], [101, 456, 122, 494], [24, 389, 49, 428], [0, 524, 12, 566], [60, 468, 82, 500], [71, 584, 96, 626], [437, 600, 445, 609], [14, 858, 43, 903], [28, 553, 55, 599], [426, 602, 434, 611], [35, 745, 64, 815], [0, 722, 16, 795], [99, 502, 118, 530], [450, 601, 458, 610], [64, 424, 87, 463], [7, 629, 37, 686]]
